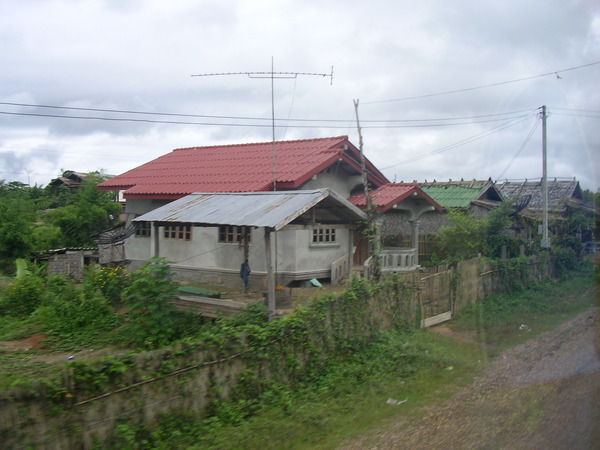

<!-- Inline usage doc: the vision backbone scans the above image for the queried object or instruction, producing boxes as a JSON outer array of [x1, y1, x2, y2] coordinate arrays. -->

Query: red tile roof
[[98, 136, 389, 199], [348, 183, 443, 212]]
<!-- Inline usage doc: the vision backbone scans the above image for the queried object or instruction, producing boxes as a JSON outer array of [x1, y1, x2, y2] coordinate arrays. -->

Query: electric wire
[[363, 61, 600, 104], [550, 107, 600, 114], [381, 115, 534, 170], [280, 75, 298, 141], [551, 112, 600, 119], [0, 101, 535, 125], [0, 109, 534, 129], [495, 117, 541, 180]]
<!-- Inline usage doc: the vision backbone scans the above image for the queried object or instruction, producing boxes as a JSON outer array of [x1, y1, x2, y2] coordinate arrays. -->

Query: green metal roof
[[420, 186, 485, 208]]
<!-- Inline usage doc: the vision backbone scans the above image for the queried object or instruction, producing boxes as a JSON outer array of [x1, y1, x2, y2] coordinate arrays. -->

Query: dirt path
[[340, 308, 600, 449]]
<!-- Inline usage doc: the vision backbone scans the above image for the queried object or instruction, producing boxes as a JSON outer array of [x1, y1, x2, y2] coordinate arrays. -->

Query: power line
[[551, 107, 600, 114], [0, 101, 276, 121], [381, 115, 534, 170], [495, 116, 541, 180], [0, 101, 534, 124], [364, 61, 600, 105], [0, 110, 279, 128], [0, 109, 535, 129], [551, 112, 600, 119]]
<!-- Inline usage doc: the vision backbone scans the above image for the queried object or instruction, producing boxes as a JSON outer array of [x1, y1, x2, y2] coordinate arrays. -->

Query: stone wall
[[2, 255, 557, 448]]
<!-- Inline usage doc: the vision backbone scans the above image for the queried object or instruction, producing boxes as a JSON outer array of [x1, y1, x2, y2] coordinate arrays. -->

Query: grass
[[124, 264, 597, 449], [3, 263, 596, 448], [0, 349, 66, 392], [109, 330, 485, 450], [0, 315, 39, 342], [450, 263, 597, 356]]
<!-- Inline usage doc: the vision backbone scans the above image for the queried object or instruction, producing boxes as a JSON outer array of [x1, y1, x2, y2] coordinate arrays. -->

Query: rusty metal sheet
[[133, 189, 365, 230]]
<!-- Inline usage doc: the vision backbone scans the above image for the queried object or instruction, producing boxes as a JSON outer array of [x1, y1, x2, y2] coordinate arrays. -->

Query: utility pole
[[354, 99, 380, 280], [540, 105, 550, 249]]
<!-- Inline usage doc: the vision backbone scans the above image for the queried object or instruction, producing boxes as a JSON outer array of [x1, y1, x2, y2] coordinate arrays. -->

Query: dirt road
[[341, 308, 600, 449]]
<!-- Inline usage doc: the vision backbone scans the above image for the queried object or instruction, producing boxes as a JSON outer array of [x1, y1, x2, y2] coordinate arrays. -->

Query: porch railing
[[331, 252, 351, 284], [363, 247, 418, 278]]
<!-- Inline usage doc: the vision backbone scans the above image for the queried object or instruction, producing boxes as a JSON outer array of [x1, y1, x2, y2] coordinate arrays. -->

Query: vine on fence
[[489, 256, 530, 292]]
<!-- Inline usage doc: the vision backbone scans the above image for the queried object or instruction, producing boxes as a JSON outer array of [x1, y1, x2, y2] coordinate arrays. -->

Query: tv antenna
[[192, 59, 333, 320], [193, 58, 333, 188], [192, 58, 333, 143]]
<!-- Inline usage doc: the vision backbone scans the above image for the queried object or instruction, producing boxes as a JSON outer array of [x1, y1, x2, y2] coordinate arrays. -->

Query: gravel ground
[[340, 307, 600, 449]]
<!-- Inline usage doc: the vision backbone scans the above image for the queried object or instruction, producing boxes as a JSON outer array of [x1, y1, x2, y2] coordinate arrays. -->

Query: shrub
[[83, 265, 128, 304], [34, 290, 120, 348], [121, 258, 184, 349], [437, 210, 484, 263], [0, 273, 45, 317], [551, 246, 579, 277]]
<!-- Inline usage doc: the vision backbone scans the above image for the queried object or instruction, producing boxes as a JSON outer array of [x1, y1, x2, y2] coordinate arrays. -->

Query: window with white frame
[[312, 227, 336, 244], [219, 225, 251, 244], [163, 224, 191, 241]]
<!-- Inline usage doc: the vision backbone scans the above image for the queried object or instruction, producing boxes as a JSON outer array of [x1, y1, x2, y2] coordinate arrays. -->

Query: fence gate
[[419, 270, 453, 327]]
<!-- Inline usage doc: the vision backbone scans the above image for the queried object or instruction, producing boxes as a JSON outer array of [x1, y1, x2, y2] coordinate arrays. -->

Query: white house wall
[[124, 225, 352, 287], [301, 170, 363, 198], [124, 198, 172, 224], [275, 227, 351, 277]]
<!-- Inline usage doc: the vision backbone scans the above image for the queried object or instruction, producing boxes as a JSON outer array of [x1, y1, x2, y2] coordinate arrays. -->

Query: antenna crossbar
[[192, 67, 334, 84]]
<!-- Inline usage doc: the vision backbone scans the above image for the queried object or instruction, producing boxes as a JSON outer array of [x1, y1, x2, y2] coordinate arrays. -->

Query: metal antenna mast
[[192, 59, 333, 190], [192, 61, 333, 321]]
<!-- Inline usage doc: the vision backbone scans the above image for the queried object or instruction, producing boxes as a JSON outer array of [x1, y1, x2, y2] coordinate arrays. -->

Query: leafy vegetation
[[0, 172, 120, 264], [120, 258, 202, 349], [450, 263, 596, 355], [0, 254, 594, 447], [96, 264, 596, 449], [102, 328, 483, 450], [436, 209, 486, 263], [0, 258, 203, 357], [0, 173, 595, 447]]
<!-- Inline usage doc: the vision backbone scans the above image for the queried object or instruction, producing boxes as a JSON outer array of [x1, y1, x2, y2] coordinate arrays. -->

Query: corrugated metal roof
[[98, 136, 389, 199], [496, 179, 582, 212], [418, 179, 503, 208], [348, 183, 443, 212], [420, 186, 486, 208], [133, 189, 365, 231]]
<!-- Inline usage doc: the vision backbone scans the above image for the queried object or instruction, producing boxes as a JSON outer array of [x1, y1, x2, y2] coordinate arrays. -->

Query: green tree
[[437, 210, 485, 264], [121, 258, 180, 349], [483, 201, 518, 258], [0, 198, 33, 258], [48, 172, 121, 247], [0, 182, 40, 258]]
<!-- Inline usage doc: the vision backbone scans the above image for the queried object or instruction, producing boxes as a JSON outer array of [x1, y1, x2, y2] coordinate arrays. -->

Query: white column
[[410, 219, 420, 266], [265, 229, 276, 320]]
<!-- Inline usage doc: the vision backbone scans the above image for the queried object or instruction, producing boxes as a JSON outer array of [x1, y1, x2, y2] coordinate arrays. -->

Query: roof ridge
[[173, 135, 348, 152]]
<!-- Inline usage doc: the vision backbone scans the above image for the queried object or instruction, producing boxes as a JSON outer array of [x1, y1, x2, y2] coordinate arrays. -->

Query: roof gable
[[99, 136, 389, 199], [348, 183, 443, 212]]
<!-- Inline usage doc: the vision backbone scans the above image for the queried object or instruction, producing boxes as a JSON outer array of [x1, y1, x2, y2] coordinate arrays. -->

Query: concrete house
[[409, 179, 504, 260], [97, 136, 389, 287], [348, 183, 443, 272], [130, 189, 365, 288]]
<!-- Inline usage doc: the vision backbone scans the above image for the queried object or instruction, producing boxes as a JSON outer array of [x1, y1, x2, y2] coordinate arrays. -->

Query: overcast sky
[[1, 0, 599, 191]]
